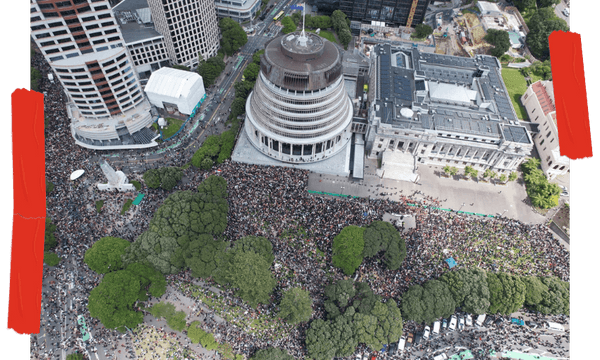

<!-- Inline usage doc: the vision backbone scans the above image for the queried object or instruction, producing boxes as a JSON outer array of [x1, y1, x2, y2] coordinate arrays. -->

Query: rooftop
[[113, 0, 162, 44], [145, 67, 203, 99], [532, 81, 556, 116], [372, 44, 530, 144]]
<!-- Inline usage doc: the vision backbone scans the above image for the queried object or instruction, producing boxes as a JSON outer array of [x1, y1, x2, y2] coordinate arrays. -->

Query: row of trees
[[219, 18, 248, 57], [332, 221, 407, 276], [198, 55, 226, 88], [331, 10, 352, 49], [191, 129, 236, 170], [444, 165, 518, 183], [521, 158, 560, 209], [143, 167, 183, 191], [525, 6, 569, 60], [289, 12, 333, 30], [401, 267, 569, 325], [521, 59, 552, 80], [306, 279, 403, 359], [281, 16, 297, 34]]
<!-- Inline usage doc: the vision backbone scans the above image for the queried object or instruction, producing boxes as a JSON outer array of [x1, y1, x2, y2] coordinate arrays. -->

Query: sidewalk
[[308, 159, 546, 224]]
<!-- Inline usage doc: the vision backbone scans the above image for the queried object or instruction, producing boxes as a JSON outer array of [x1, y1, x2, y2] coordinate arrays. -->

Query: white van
[[434, 354, 448, 360], [546, 321, 565, 332], [398, 336, 406, 352], [433, 321, 441, 335], [476, 314, 486, 327]]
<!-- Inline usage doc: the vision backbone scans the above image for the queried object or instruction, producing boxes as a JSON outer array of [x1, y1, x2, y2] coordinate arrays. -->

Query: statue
[[97, 160, 135, 192]]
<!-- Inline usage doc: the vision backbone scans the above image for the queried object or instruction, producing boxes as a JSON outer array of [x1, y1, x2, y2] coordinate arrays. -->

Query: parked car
[[458, 316, 465, 331], [484, 316, 495, 327], [442, 318, 448, 330], [398, 336, 406, 352], [355, 354, 362, 360], [423, 325, 431, 340], [407, 332, 414, 347], [494, 316, 505, 326], [388, 342, 398, 355], [449, 315, 457, 331], [466, 314, 473, 327], [476, 314, 486, 327], [511, 318, 525, 326], [433, 320, 441, 335], [414, 332, 422, 346]]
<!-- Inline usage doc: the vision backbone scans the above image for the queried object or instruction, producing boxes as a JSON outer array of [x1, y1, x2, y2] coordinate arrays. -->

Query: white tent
[[70, 169, 85, 180], [145, 68, 206, 115]]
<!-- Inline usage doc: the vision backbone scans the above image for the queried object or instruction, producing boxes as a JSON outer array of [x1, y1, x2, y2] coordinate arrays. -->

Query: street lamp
[[340, 186, 345, 196], [501, 209, 508, 217], [458, 202, 466, 212]]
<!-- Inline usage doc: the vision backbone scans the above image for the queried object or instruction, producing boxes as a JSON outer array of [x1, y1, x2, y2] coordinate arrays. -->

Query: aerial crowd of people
[[33, 45, 569, 360]]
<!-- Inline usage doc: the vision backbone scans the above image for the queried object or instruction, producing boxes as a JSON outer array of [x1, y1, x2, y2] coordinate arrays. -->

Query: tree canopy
[[88, 271, 144, 331], [279, 287, 313, 325], [198, 56, 226, 87], [332, 226, 365, 275], [414, 24, 433, 39], [281, 16, 297, 34], [243, 63, 260, 82], [143, 167, 183, 191], [362, 221, 406, 270], [84, 237, 131, 274], [522, 275, 548, 306], [219, 18, 248, 56], [484, 29, 511, 58], [439, 268, 490, 315], [487, 272, 526, 315], [526, 7, 569, 60], [535, 276, 569, 315], [401, 280, 456, 324], [123, 176, 229, 275], [250, 347, 294, 360], [521, 158, 560, 209], [331, 10, 352, 48]]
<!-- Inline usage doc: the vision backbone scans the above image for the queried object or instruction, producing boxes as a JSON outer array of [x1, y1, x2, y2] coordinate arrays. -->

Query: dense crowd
[[33, 43, 569, 360]]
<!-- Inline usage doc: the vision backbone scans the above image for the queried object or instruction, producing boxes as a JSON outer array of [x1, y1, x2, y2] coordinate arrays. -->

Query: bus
[[274, 10, 284, 21]]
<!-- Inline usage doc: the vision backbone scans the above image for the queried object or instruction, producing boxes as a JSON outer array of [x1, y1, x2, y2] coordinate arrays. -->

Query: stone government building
[[365, 44, 534, 179]]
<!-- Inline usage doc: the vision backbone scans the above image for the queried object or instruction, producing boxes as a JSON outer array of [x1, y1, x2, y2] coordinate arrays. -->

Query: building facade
[[366, 44, 533, 176], [242, 32, 354, 164], [30, 0, 157, 149], [215, 0, 262, 23], [113, 0, 171, 83], [147, 0, 220, 69], [338, 0, 431, 27], [521, 80, 569, 180]]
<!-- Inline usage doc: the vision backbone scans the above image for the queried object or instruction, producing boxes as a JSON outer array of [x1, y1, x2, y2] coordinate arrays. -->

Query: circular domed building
[[242, 31, 353, 163]]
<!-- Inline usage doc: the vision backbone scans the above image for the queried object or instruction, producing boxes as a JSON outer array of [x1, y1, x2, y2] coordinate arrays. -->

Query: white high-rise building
[[146, 0, 220, 69], [30, 0, 158, 149]]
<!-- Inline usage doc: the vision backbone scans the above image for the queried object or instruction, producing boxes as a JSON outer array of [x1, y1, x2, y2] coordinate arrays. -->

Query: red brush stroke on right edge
[[549, 31, 593, 159], [8, 89, 46, 334]]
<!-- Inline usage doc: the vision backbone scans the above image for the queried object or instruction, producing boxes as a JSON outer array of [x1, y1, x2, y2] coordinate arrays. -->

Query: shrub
[[44, 252, 61, 266]]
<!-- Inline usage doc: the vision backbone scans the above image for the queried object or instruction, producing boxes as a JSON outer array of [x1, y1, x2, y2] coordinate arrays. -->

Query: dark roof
[[119, 22, 162, 44], [112, 0, 149, 12], [502, 125, 530, 143]]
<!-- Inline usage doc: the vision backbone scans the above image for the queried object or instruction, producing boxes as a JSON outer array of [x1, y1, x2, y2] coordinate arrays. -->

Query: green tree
[[125, 262, 167, 299], [414, 24, 433, 39], [509, 171, 518, 181], [537, 0, 560, 8], [198, 56, 227, 87], [338, 28, 352, 48], [231, 97, 246, 118], [484, 29, 511, 58], [252, 49, 265, 65], [66, 354, 84, 360], [219, 18, 248, 56], [31, 67, 42, 92], [324, 278, 356, 318], [526, 7, 569, 60], [514, 0, 536, 11], [44, 252, 61, 266], [281, 16, 297, 34], [536, 276, 569, 315], [401, 280, 456, 323], [45, 217, 58, 251], [191, 134, 222, 168], [143, 168, 161, 188], [172, 64, 189, 71], [234, 79, 255, 100], [250, 347, 294, 360], [449, 167, 459, 176], [220, 250, 276, 307], [499, 174, 507, 183], [243, 63, 260, 82], [362, 221, 406, 270], [521, 276, 548, 306], [84, 237, 131, 274], [88, 270, 144, 332], [279, 287, 313, 324], [305, 319, 337, 360], [443, 165, 452, 176], [464, 166, 474, 178], [487, 272, 526, 315], [439, 268, 490, 315], [187, 320, 205, 344], [332, 225, 365, 275]]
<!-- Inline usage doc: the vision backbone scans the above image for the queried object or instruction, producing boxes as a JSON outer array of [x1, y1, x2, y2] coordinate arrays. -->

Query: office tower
[[336, 0, 431, 27], [147, 0, 220, 69], [30, 0, 157, 149]]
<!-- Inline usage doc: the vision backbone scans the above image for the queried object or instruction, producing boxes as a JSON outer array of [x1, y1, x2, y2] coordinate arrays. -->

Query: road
[[554, 1, 570, 27]]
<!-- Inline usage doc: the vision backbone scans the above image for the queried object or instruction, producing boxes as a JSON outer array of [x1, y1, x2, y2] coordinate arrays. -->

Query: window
[[66, 53, 79, 59], [90, 32, 102, 38], [82, 16, 96, 22], [101, 21, 114, 27], [36, 33, 51, 39], [58, 38, 71, 43], [54, 30, 68, 35], [98, 13, 112, 19], [62, 45, 76, 51], [40, 40, 55, 47], [546, 131, 552, 138], [94, 5, 109, 11], [31, 24, 46, 31], [540, 139, 545, 145], [523, 93, 528, 100], [60, 10, 76, 16], [46, 48, 61, 54], [532, 108, 536, 113], [105, 29, 118, 35], [548, 161, 553, 166], [31, 16, 42, 22], [86, 24, 100, 30]]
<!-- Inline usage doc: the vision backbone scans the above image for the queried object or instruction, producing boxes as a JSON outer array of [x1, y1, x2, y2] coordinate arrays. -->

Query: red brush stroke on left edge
[[8, 89, 45, 334]]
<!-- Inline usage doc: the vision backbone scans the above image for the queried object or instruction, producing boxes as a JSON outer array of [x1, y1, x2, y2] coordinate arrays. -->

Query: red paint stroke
[[549, 31, 593, 159], [8, 89, 45, 334]]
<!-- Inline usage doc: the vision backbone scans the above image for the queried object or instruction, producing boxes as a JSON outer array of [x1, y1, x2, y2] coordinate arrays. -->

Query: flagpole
[[302, 2, 305, 37]]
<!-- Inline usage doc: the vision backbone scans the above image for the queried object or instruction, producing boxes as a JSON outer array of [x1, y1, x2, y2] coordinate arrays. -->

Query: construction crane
[[405, 0, 420, 29]]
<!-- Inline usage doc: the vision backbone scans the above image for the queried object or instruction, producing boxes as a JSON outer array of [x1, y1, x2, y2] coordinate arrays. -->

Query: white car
[[559, 185, 569, 196], [355, 354, 362, 360], [398, 336, 406, 352], [466, 314, 473, 326], [458, 316, 465, 331], [423, 325, 431, 340], [449, 315, 457, 331]]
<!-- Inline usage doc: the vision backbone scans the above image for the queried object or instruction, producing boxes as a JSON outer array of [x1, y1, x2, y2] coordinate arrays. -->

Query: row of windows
[[255, 130, 342, 155]]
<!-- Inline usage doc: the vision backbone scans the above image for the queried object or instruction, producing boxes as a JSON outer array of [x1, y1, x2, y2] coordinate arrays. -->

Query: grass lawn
[[501, 68, 529, 120], [529, 72, 545, 83], [306, 29, 339, 44], [121, 199, 133, 215], [162, 117, 184, 139], [131, 180, 142, 191], [95, 200, 104, 213]]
